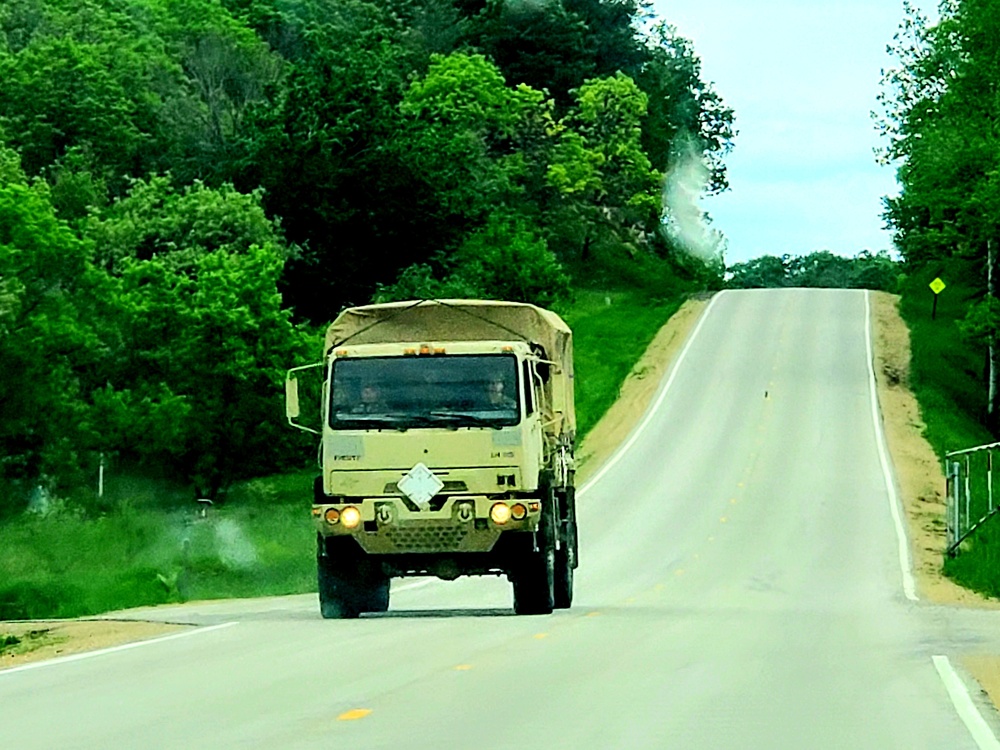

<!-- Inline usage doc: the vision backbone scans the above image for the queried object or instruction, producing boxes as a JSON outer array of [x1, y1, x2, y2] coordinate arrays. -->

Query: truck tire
[[553, 547, 573, 609], [512, 542, 555, 615], [317, 536, 391, 618], [317, 555, 361, 619], [512, 492, 556, 615], [553, 483, 577, 609]]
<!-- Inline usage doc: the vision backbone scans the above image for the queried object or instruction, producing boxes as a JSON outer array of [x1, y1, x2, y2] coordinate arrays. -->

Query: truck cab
[[286, 300, 577, 618]]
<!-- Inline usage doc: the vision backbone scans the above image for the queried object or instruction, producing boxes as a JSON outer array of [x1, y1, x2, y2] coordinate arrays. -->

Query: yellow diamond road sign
[[930, 277, 946, 295]]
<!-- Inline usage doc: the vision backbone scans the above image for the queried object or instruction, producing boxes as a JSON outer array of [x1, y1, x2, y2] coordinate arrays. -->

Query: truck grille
[[384, 521, 468, 552]]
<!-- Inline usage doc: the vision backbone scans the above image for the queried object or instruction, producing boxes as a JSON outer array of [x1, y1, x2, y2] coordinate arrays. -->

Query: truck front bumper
[[312, 495, 541, 554]]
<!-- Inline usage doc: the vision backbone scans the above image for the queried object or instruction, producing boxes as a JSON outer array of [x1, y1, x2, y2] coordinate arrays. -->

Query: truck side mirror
[[285, 362, 324, 434], [286, 377, 301, 420]]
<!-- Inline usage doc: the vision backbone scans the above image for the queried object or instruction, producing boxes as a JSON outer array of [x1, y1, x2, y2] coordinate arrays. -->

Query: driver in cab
[[484, 375, 517, 411]]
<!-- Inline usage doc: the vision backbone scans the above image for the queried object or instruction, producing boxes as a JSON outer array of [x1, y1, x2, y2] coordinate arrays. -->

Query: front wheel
[[318, 556, 360, 619], [512, 542, 555, 615], [317, 539, 391, 619]]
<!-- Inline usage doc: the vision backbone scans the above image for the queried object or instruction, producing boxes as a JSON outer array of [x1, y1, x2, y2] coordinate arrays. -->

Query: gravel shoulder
[[0, 620, 187, 669], [870, 291, 1000, 707]]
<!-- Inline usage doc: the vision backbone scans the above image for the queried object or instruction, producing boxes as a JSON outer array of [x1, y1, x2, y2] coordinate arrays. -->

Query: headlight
[[490, 503, 511, 525], [510, 503, 527, 521], [341, 506, 361, 529], [324, 508, 340, 524]]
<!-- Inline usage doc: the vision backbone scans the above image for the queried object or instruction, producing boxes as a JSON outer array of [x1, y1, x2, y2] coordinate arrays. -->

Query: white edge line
[[933, 655, 1000, 749], [0, 621, 238, 677], [578, 291, 725, 498], [865, 289, 918, 602]]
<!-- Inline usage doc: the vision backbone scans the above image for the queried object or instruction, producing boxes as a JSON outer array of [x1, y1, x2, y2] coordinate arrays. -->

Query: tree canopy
[[0, 0, 735, 511]]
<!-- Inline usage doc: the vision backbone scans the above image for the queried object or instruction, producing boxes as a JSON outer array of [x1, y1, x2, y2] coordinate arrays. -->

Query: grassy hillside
[[897, 261, 1000, 595]]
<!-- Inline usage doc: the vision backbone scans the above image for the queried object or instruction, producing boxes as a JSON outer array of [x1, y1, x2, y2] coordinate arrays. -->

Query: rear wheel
[[553, 547, 573, 609], [553, 484, 577, 609]]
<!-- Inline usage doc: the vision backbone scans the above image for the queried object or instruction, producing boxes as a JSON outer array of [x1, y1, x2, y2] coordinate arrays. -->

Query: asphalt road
[[5, 288, 1000, 749]]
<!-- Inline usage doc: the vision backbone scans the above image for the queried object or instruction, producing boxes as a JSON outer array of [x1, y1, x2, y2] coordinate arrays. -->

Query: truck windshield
[[329, 354, 520, 430]]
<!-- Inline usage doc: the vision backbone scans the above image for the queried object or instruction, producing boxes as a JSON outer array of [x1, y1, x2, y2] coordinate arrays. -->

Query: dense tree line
[[0, 0, 734, 512], [726, 250, 902, 291], [879, 0, 1000, 431]]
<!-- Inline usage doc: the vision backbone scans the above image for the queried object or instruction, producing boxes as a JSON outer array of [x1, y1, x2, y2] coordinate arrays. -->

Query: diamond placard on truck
[[397, 463, 444, 509]]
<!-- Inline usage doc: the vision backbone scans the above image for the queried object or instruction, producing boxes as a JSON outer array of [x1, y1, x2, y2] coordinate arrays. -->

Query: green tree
[[87, 175, 286, 273], [84, 175, 311, 498], [248, 3, 436, 321], [637, 22, 735, 193], [378, 213, 570, 306], [0, 152, 95, 511], [879, 0, 1000, 430], [396, 52, 547, 218], [546, 73, 661, 263], [0, 1, 180, 187], [103, 245, 310, 498], [726, 255, 790, 289]]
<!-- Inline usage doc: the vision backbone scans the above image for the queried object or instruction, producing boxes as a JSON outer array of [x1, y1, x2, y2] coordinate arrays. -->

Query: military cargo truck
[[285, 299, 578, 618]]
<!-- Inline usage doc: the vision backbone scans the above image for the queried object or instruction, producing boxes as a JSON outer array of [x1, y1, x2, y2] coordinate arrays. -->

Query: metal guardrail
[[946, 441, 1000, 556]]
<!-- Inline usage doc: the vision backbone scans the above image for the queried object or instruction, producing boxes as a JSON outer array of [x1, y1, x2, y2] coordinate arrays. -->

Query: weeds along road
[[5, 288, 1000, 749]]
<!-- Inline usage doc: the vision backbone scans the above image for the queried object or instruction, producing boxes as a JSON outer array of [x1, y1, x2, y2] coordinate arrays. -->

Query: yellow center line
[[720, 516, 728, 523], [454, 664, 474, 671], [586, 611, 602, 617], [534, 633, 549, 639], [338, 709, 372, 721]]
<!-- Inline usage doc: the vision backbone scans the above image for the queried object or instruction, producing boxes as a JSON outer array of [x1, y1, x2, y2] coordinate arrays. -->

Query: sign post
[[930, 277, 946, 320]]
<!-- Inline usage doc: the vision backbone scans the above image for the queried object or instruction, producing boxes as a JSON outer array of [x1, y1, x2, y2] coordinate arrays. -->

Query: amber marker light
[[490, 503, 512, 525], [510, 503, 528, 521], [341, 506, 362, 529], [324, 508, 340, 524]]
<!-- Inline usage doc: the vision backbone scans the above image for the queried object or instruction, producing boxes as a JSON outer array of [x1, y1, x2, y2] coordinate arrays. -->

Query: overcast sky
[[651, 0, 940, 265]]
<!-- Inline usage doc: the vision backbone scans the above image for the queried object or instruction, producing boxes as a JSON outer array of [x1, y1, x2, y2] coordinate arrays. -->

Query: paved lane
[[4, 288, 1000, 748]]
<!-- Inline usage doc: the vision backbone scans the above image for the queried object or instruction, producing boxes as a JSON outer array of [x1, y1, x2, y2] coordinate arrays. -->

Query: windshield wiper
[[332, 413, 410, 430], [429, 411, 508, 428]]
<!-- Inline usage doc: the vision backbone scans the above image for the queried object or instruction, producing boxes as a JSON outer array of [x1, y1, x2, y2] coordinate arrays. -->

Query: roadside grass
[[0, 472, 316, 619], [0, 287, 692, 619], [897, 260, 1000, 596], [562, 288, 684, 440]]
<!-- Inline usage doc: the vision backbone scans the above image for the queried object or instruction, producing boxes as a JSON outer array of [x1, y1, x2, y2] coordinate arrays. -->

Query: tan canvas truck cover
[[325, 299, 575, 434]]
